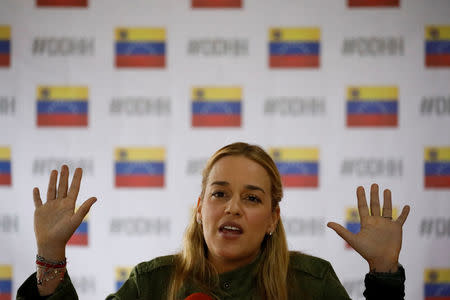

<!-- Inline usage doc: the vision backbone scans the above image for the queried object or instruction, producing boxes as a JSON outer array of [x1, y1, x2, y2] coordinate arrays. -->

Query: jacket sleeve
[[16, 272, 78, 300], [363, 264, 406, 300], [16, 269, 141, 300]]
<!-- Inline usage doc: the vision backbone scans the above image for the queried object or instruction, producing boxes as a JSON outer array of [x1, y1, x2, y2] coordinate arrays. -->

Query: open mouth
[[219, 222, 243, 235]]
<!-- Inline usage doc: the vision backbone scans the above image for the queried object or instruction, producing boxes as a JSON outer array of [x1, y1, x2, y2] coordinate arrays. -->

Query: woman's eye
[[212, 191, 225, 198], [246, 195, 261, 203]]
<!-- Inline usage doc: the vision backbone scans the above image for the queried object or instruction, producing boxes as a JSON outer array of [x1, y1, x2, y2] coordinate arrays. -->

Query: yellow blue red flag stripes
[[269, 147, 319, 187], [424, 147, 450, 188], [424, 269, 450, 299], [0, 147, 11, 186], [191, 87, 242, 127], [67, 211, 88, 246], [348, 0, 399, 7], [0, 265, 12, 300], [115, 267, 132, 291], [425, 26, 450, 67], [192, 0, 242, 8], [37, 0, 88, 7], [0, 26, 10, 67], [36, 86, 88, 127], [269, 28, 320, 68], [346, 86, 398, 127], [115, 147, 165, 187], [345, 207, 360, 245], [115, 28, 165, 68]]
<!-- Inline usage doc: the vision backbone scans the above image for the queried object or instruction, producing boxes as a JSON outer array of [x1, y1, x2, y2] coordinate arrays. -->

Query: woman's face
[[197, 155, 280, 273]]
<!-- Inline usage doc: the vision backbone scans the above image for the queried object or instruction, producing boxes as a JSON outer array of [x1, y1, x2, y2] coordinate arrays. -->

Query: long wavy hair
[[168, 142, 289, 300]]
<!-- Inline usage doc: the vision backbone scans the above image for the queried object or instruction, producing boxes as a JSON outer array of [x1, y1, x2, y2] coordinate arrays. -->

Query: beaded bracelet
[[36, 255, 67, 286]]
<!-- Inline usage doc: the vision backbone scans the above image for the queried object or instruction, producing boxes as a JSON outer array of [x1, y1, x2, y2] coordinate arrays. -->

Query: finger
[[46, 170, 58, 201], [327, 222, 356, 246], [356, 186, 369, 219], [370, 183, 381, 217], [72, 197, 97, 226], [33, 188, 43, 208], [382, 189, 392, 218], [396, 205, 410, 226], [67, 168, 83, 201], [57, 165, 69, 199]]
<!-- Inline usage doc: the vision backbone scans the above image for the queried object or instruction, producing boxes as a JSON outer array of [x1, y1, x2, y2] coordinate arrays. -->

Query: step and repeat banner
[[0, 0, 449, 299]]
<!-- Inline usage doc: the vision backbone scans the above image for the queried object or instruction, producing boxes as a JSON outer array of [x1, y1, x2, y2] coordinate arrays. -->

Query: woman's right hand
[[33, 165, 97, 260]]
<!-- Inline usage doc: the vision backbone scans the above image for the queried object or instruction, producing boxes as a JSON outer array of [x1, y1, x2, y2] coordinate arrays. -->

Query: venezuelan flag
[[192, 0, 242, 8], [269, 148, 318, 187], [346, 86, 398, 127], [425, 147, 450, 188], [67, 213, 88, 246], [345, 207, 360, 248], [0, 265, 12, 300], [36, 86, 88, 127], [36, 0, 88, 7], [0, 26, 10, 67], [424, 269, 450, 300], [348, 0, 399, 7], [115, 148, 165, 187], [269, 27, 320, 68], [115, 28, 165, 68], [0, 148, 11, 186], [425, 26, 450, 67], [115, 267, 132, 291], [191, 87, 241, 127], [345, 208, 360, 234]]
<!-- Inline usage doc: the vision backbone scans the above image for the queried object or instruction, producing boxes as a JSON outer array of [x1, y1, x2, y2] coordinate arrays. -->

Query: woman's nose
[[224, 195, 242, 216]]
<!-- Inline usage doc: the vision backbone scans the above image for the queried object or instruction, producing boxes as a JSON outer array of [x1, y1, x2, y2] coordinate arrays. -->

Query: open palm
[[328, 184, 410, 272], [33, 165, 96, 258]]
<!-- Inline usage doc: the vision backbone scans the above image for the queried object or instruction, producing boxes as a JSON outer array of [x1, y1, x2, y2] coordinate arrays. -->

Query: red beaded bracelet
[[36, 255, 67, 286]]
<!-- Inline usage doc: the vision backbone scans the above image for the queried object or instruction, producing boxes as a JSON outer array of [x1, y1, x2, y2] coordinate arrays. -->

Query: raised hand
[[33, 165, 97, 261], [327, 184, 410, 272]]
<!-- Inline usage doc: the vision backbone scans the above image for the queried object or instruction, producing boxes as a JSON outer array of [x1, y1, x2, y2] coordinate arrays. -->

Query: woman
[[17, 142, 409, 299]]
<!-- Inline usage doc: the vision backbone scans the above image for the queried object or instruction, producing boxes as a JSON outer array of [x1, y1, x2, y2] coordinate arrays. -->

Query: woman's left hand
[[327, 184, 410, 272]]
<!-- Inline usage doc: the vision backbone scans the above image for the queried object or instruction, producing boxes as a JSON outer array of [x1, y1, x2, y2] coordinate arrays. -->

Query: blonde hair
[[168, 142, 289, 299]]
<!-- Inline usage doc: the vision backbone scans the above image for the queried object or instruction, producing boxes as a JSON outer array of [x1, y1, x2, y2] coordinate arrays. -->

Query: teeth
[[223, 226, 240, 231]]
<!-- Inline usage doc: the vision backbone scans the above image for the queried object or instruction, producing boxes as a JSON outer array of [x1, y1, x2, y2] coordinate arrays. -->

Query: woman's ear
[[269, 205, 280, 233], [196, 197, 202, 224]]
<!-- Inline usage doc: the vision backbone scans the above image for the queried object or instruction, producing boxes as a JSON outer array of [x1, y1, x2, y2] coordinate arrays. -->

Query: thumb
[[327, 222, 355, 245], [72, 197, 97, 226]]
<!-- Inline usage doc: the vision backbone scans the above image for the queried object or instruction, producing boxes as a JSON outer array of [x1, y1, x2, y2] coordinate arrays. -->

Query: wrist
[[37, 246, 66, 262], [369, 259, 398, 273]]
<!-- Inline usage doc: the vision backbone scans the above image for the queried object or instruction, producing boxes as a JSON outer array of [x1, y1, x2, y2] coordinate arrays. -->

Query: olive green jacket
[[17, 252, 405, 299]]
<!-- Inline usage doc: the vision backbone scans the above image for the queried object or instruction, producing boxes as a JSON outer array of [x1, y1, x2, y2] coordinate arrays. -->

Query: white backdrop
[[0, 0, 449, 299]]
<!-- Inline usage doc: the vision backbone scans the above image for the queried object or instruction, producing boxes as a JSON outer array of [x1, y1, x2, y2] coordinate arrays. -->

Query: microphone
[[184, 292, 213, 300]]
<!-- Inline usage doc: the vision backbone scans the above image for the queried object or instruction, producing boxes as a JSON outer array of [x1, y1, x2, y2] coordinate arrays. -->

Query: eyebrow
[[210, 181, 266, 194]]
